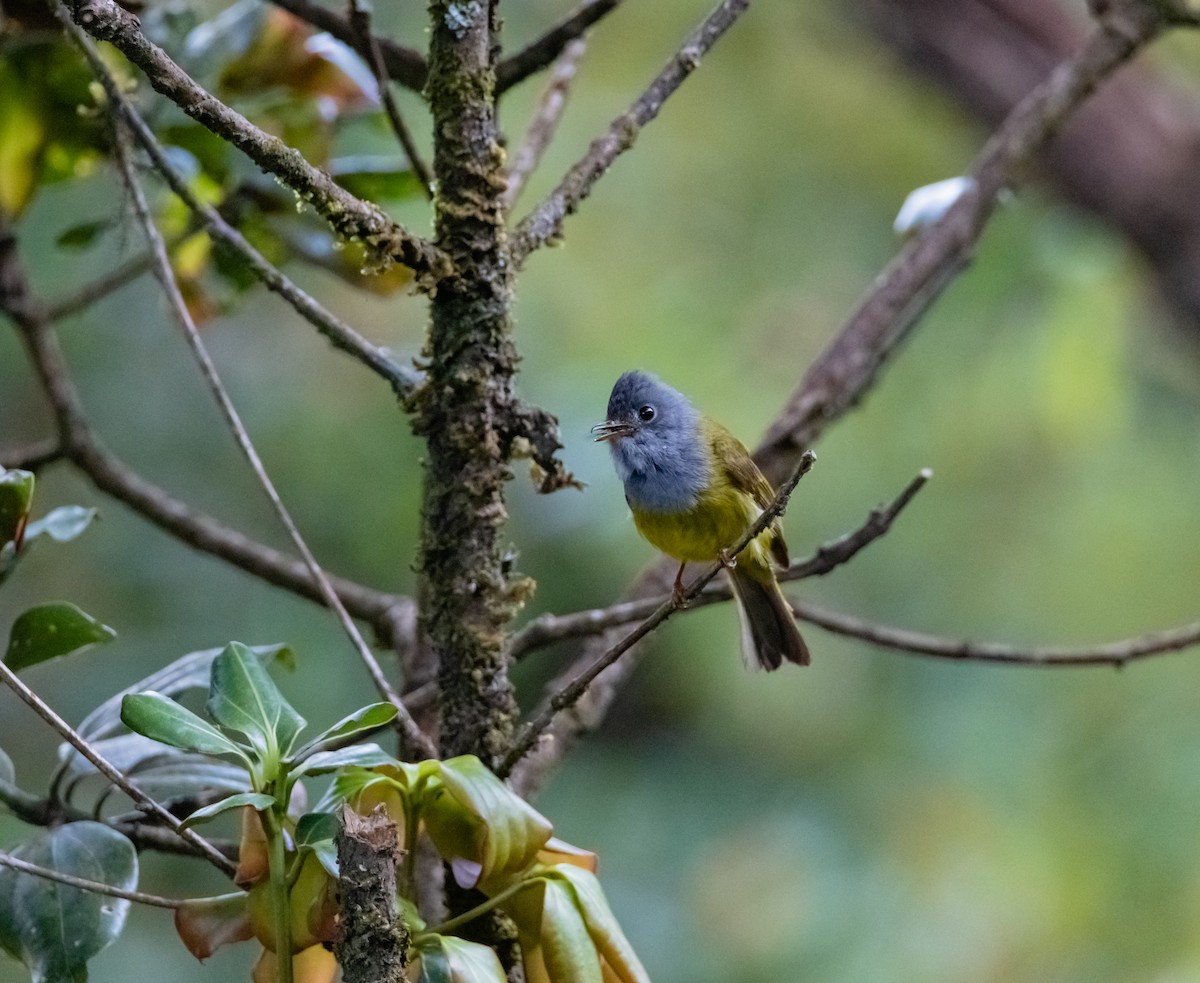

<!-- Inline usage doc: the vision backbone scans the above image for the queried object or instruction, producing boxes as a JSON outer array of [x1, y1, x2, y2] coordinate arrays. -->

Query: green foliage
[[4, 602, 116, 672], [0, 469, 35, 549], [0, 822, 136, 983]]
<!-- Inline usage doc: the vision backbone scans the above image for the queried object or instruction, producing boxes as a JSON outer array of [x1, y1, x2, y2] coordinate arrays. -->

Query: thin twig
[[0, 661, 234, 873], [66, 31, 421, 402], [0, 851, 182, 908], [43, 252, 154, 322], [510, 468, 930, 657], [496, 0, 620, 92], [57, 0, 450, 282], [502, 39, 587, 212], [347, 0, 434, 198], [270, 0, 428, 92], [510, 0, 749, 265], [789, 601, 1200, 668], [108, 120, 435, 761], [498, 451, 815, 778]]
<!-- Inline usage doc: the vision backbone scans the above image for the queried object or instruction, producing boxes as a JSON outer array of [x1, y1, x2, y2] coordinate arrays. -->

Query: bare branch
[[509, 0, 750, 265], [496, 0, 619, 93], [0, 660, 235, 873], [502, 39, 587, 212], [753, 2, 1170, 485], [270, 0, 428, 92], [791, 601, 1200, 668], [498, 451, 815, 778], [43, 251, 153, 322], [70, 30, 421, 402], [109, 120, 435, 760], [347, 0, 434, 199], [57, 0, 451, 282], [0, 851, 181, 909], [509, 468, 930, 657]]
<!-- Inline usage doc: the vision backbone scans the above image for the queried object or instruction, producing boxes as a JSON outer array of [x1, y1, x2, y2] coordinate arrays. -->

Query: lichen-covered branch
[[335, 806, 408, 983], [417, 0, 522, 767]]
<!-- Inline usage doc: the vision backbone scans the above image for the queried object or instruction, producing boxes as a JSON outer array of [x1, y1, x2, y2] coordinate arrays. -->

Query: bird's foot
[[718, 548, 737, 570]]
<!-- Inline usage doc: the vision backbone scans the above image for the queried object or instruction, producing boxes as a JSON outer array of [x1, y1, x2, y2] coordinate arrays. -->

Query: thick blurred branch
[[59, 0, 450, 281], [861, 0, 1200, 330], [495, 0, 619, 93], [510, 0, 1190, 796], [510, 0, 750, 266]]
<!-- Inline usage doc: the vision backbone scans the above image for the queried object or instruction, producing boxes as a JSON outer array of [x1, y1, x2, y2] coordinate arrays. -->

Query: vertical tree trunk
[[417, 0, 519, 767]]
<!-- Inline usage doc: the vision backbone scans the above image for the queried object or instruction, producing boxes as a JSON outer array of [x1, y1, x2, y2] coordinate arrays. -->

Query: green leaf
[[0, 747, 12, 785], [5, 601, 116, 671], [294, 742, 400, 778], [549, 867, 650, 983], [181, 791, 275, 829], [294, 812, 338, 848], [427, 756, 553, 893], [55, 220, 110, 251], [120, 691, 251, 762], [289, 703, 398, 763], [538, 877, 604, 983], [207, 641, 306, 762], [330, 156, 422, 202], [415, 935, 507, 983], [23, 505, 97, 544], [0, 822, 137, 982], [0, 468, 35, 548], [77, 642, 292, 742]]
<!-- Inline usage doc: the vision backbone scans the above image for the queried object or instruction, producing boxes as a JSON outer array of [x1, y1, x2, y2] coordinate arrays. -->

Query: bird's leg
[[672, 562, 688, 608]]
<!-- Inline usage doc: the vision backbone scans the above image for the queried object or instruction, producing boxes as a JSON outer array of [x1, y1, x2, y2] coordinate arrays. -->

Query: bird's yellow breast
[[631, 460, 773, 569]]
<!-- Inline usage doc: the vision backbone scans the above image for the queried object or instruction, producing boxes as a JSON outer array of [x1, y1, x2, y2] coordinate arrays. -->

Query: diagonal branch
[[109, 120, 435, 760], [509, 468, 930, 658], [495, 0, 619, 93], [43, 251, 154, 322], [0, 438, 63, 472], [69, 31, 421, 402], [509, 0, 750, 266], [58, 0, 450, 282], [346, 0, 434, 198], [498, 451, 815, 778], [270, 0, 428, 92], [502, 39, 587, 212], [0, 851, 181, 908], [0, 660, 235, 873]]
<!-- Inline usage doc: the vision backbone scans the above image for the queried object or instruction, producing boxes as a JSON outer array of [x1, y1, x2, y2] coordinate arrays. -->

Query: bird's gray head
[[591, 371, 709, 512]]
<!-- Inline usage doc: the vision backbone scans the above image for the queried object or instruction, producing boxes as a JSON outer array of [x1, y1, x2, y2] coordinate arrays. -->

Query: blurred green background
[[4, 0, 1200, 981]]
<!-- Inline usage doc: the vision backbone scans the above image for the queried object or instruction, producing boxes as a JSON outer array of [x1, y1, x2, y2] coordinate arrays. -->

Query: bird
[[592, 370, 810, 670]]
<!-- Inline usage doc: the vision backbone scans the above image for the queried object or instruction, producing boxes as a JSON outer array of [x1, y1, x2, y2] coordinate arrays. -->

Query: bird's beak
[[591, 421, 633, 443]]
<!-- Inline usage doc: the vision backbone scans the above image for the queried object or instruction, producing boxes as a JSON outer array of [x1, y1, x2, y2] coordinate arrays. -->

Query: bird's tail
[[729, 565, 810, 671]]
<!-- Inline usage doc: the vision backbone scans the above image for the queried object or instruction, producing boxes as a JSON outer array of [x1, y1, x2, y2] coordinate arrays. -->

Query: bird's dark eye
[[637, 404, 656, 422]]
